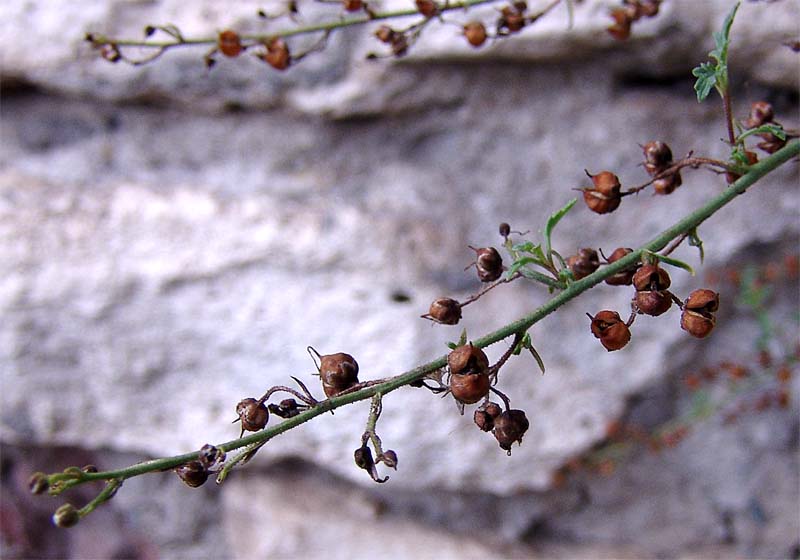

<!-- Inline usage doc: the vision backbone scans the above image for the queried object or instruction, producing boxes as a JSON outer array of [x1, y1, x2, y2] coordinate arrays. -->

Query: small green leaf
[[645, 250, 695, 276], [737, 123, 786, 142], [692, 62, 717, 102], [446, 342, 458, 350], [507, 257, 542, 278], [544, 198, 577, 259], [457, 328, 468, 346], [528, 344, 546, 375], [511, 241, 536, 253]]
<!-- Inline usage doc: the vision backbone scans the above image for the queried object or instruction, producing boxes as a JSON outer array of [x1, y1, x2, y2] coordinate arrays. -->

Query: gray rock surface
[[1, 0, 798, 557]]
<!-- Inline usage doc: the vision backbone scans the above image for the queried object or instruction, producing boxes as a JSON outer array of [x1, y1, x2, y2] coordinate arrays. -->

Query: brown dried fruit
[[582, 171, 622, 214], [464, 22, 488, 47], [428, 297, 462, 325], [236, 398, 270, 432], [635, 290, 672, 316], [632, 264, 671, 291], [680, 289, 719, 338], [175, 461, 209, 488], [263, 37, 291, 70], [589, 310, 632, 351], [319, 352, 360, 397], [493, 409, 530, 454], [472, 246, 504, 282], [567, 248, 600, 280], [218, 30, 243, 57], [604, 247, 637, 286]]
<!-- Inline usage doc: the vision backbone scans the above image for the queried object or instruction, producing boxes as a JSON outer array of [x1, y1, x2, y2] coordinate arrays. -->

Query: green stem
[[48, 140, 799, 488]]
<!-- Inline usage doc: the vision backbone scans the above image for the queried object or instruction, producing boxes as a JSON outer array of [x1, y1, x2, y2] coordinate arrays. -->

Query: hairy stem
[[45, 140, 799, 489]]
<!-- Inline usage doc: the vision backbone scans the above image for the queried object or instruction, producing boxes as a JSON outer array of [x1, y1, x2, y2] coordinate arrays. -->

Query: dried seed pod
[[354, 445, 374, 471], [632, 264, 671, 291], [319, 352, 360, 397], [53, 503, 80, 528], [380, 450, 398, 469], [415, 0, 439, 17], [604, 247, 637, 286], [474, 401, 502, 432], [472, 246, 503, 282], [175, 461, 209, 488], [642, 140, 673, 176], [236, 398, 269, 432], [607, 8, 633, 40], [499, 5, 526, 33], [653, 172, 682, 195], [493, 409, 530, 454], [375, 25, 396, 43], [390, 33, 409, 57], [450, 372, 491, 404], [638, 0, 661, 17], [81, 465, 98, 473], [342, 0, 363, 11], [635, 290, 672, 316], [463, 21, 488, 47], [744, 101, 774, 129], [218, 30, 242, 57], [582, 171, 622, 214], [589, 310, 631, 351], [566, 248, 600, 280], [448, 344, 490, 376], [428, 297, 462, 325], [269, 398, 302, 418], [29, 472, 49, 495], [198, 444, 224, 468], [680, 289, 719, 338], [448, 344, 491, 405], [756, 134, 786, 154], [499, 222, 511, 238], [263, 37, 291, 70]]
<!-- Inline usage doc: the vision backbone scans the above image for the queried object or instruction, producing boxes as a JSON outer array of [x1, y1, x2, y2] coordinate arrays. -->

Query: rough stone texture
[[0, 0, 798, 557]]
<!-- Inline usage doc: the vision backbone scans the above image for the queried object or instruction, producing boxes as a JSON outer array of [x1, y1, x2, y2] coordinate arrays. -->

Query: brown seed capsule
[[218, 30, 243, 58], [493, 409, 530, 454], [638, 0, 661, 17], [633, 264, 671, 291], [263, 38, 291, 70], [567, 248, 600, 280], [499, 222, 511, 238], [653, 172, 682, 195], [680, 289, 719, 338], [463, 22, 488, 48], [756, 134, 786, 155], [642, 140, 673, 176], [175, 461, 209, 488], [52, 503, 80, 528], [604, 247, 637, 286], [198, 444, 224, 468], [607, 8, 633, 41], [450, 372, 491, 404], [319, 352, 360, 397], [473, 246, 503, 282], [390, 33, 409, 57], [744, 101, 774, 129], [499, 5, 526, 33], [474, 401, 502, 432], [635, 290, 672, 316], [380, 450, 398, 469], [448, 344, 490, 376], [29, 472, 49, 495], [428, 297, 462, 325], [582, 171, 622, 214], [354, 445, 374, 470], [589, 310, 631, 351], [342, 0, 363, 12], [236, 398, 270, 432], [269, 398, 302, 418], [415, 0, 439, 18], [375, 25, 395, 43]]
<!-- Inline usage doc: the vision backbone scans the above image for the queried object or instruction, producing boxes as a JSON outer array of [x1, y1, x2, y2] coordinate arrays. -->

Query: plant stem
[[51, 140, 799, 488], [92, 0, 504, 48]]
